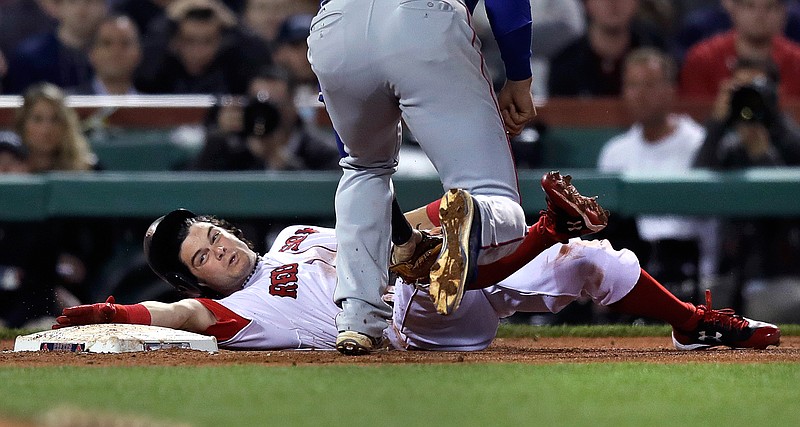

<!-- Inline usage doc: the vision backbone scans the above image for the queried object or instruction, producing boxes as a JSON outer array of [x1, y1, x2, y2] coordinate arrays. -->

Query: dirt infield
[[2, 336, 799, 366]]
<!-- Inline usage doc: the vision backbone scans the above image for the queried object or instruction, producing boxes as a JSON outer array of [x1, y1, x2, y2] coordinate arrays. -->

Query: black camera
[[243, 95, 282, 138], [728, 77, 778, 127]]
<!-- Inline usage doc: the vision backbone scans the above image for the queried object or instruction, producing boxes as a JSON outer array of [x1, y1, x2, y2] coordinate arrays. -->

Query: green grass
[[3, 325, 799, 426], [0, 364, 798, 427]]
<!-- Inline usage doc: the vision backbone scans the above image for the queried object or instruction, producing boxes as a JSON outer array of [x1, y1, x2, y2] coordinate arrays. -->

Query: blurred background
[[1, 0, 799, 329]]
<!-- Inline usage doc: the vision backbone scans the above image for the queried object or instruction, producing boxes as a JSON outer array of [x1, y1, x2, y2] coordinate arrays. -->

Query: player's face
[[179, 222, 258, 295]]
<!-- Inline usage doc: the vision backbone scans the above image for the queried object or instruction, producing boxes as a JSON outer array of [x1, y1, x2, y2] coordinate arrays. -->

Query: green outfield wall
[[2, 168, 799, 221]]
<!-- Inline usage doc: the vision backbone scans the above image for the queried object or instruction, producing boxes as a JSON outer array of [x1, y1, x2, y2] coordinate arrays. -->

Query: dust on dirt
[[2, 336, 798, 367]]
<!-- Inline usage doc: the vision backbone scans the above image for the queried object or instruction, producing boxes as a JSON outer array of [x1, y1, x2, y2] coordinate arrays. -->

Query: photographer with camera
[[190, 66, 340, 171], [695, 57, 800, 168], [694, 57, 800, 314], [679, 0, 800, 100]]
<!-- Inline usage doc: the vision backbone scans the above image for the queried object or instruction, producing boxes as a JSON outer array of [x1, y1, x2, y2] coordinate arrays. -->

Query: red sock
[[113, 304, 152, 325], [469, 218, 560, 289], [608, 269, 697, 329], [425, 199, 441, 227]]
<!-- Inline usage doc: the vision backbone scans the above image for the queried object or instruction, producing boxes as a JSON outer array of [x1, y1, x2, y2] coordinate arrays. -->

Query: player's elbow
[[173, 299, 217, 333]]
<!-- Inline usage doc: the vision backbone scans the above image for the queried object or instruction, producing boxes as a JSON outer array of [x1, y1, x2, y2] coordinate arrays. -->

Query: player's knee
[[568, 240, 640, 306]]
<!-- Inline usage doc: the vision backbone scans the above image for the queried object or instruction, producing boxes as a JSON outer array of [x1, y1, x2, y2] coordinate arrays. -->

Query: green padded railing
[[1, 168, 799, 221]]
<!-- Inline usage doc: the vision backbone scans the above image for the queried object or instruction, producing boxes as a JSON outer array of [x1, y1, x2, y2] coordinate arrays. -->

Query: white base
[[13, 324, 218, 353]]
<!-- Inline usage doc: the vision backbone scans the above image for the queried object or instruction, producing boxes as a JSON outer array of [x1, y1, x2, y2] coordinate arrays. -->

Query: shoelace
[[537, 208, 562, 236], [560, 176, 584, 202], [546, 181, 604, 221], [699, 289, 749, 332]]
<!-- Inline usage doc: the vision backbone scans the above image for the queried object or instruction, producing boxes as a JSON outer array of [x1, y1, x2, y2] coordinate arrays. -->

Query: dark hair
[[182, 215, 255, 252], [624, 47, 677, 83], [89, 15, 140, 49], [275, 14, 313, 46], [251, 64, 296, 95], [144, 209, 254, 298], [166, 0, 237, 39]]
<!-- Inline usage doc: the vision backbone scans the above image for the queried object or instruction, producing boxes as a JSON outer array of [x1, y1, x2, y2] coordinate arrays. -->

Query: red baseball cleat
[[540, 170, 609, 242], [672, 290, 781, 350]]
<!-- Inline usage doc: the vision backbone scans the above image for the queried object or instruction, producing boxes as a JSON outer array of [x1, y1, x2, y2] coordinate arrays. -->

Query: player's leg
[[384, 0, 526, 314], [610, 271, 780, 350], [484, 239, 642, 316], [307, 1, 400, 354], [388, 281, 501, 351], [486, 239, 781, 350], [470, 170, 610, 288]]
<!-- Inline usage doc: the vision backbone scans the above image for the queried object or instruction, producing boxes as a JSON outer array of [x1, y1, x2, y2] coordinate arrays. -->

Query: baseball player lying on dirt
[[54, 172, 780, 352]]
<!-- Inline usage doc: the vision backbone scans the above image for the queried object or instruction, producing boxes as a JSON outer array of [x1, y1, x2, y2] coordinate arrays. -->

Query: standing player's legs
[[308, 0, 402, 354], [386, 0, 526, 313]]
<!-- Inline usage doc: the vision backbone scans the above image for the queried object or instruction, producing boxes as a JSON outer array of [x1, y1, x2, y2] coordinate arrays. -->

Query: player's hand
[[498, 77, 536, 137], [53, 296, 118, 329]]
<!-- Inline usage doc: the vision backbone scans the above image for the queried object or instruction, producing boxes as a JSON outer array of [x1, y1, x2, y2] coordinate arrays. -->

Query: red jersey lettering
[[279, 228, 318, 252], [269, 263, 299, 298]]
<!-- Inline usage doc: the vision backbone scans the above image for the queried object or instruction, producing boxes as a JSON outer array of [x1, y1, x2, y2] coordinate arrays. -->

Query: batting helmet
[[143, 209, 206, 297]]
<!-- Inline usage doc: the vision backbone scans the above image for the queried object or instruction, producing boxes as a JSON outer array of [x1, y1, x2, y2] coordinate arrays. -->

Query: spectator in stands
[[242, 0, 305, 47], [271, 14, 318, 103], [463, 0, 587, 97], [191, 66, 340, 171], [3, 0, 109, 94], [0, 130, 29, 173], [68, 15, 143, 95], [695, 57, 800, 168], [0, 0, 59, 57], [15, 83, 98, 172], [548, 0, 668, 97], [693, 56, 800, 311], [13, 82, 114, 306], [675, 0, 800, 61], [637, 0, 678, 38], [680, 0, 800, 99], [111, 0, 175, 37], [597, 48, 716, 305], [0, 130, 63, 328], [0, 50, 7, 94], [135, 0, 270, 95], [529, 0, 587, 99]]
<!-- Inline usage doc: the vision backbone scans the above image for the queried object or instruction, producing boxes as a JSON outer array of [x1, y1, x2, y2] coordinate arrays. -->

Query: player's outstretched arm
[[54, 296, 217, 334], [141, 299, 217, 333]]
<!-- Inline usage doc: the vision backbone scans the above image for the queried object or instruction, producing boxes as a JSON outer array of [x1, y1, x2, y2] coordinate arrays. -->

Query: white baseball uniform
[[306, 0, 531, 339], [195, 226, 641, 351]]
